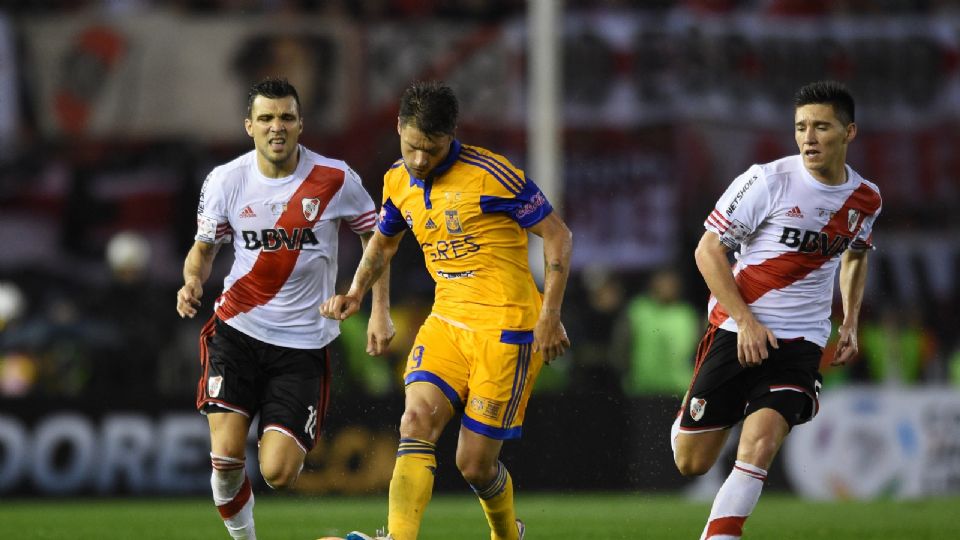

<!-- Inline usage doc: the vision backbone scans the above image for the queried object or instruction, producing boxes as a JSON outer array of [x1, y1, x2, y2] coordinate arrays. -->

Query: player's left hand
[[320, 294, 361, 321], [832, 323, 859, 366], [534, 311, 570, 365], [367, 310, 396, 356]]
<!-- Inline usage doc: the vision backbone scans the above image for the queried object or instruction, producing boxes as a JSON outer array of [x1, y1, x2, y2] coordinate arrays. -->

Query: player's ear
[[845, 122, 857, 144], [244, 118, 253, 138], [397, 117, 402, 135]]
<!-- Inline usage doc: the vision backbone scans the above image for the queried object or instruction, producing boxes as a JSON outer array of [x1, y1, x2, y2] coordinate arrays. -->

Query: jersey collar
[[407, 139, 462, 188]]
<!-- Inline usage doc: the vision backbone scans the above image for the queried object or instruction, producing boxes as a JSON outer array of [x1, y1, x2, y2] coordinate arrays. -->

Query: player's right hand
[[735, 316, 778, 368], [176, 279, 203, 318], [320, 294, 361, 321]]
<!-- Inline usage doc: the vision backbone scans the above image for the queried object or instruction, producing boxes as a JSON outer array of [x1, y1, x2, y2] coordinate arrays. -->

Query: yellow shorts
[[404, 314, 544, 440]]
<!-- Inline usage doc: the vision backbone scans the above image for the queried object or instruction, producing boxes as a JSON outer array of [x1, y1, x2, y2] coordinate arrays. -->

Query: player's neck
[[807, 162, 848, 186], [258, 148, 300, 179]]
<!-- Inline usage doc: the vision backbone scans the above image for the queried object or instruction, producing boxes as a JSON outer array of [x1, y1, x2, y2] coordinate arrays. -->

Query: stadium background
[[1, 1, 959, 538]]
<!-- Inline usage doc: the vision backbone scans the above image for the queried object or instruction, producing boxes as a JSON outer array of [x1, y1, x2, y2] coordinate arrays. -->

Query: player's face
[[794, 103, 856, 184], [398, 121, 453, 180], [245, 95, 303, 177]]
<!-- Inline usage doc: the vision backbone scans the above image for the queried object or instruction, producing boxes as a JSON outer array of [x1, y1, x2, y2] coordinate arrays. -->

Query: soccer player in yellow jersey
[[320, 81, 572, 540]]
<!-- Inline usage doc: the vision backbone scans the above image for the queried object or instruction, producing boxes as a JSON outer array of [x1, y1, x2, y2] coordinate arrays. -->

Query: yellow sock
[[473, 461, 518, 540], [387, 438, 437, 540]]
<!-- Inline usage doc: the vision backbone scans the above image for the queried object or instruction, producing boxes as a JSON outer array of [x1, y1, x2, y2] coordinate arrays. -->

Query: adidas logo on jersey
[[425, 217, 437, 229], [786, 206, 804, 219], [239, 205, 257, 218]]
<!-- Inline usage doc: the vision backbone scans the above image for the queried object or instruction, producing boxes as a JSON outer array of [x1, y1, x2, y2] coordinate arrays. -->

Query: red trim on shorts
[[216, 475, 252, 519], [314, 347, 332, 447], [684, 325, 718, 409], [706, 515, 746, 538], [196, 315, 217, 410], [195, 316, 251, 415]]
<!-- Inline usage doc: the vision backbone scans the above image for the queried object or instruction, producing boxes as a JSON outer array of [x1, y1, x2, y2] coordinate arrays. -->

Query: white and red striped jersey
[[195, 145, 377, 349], [704, 155, 882, 347]]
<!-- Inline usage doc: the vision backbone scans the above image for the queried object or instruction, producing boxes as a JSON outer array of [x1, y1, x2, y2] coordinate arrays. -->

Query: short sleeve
[[377, 198, 407, 237], [339, 166, 377, 234], [850, 203, 882, 251], [377, 173, 408, 237], [478, 177, 554, 229], [705, 165, 770, 250], [195, 171, 232, 244]]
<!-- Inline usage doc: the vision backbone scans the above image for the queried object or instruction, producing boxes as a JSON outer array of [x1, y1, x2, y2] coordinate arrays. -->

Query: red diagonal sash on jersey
[[709, 183, 881, 326], [216, 165, 345, 321]]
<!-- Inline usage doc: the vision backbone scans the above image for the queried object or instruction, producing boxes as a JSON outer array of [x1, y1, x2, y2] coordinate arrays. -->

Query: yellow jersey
[[378, 141, 553, 336]]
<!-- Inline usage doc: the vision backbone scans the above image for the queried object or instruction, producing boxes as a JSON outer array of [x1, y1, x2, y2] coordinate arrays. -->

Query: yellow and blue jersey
[[378, 140, 553, 337]]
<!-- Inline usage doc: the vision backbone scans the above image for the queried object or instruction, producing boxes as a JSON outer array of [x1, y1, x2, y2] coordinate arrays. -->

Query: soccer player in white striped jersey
[[671, 81, 882, 539], [175, 78, 394, 540]]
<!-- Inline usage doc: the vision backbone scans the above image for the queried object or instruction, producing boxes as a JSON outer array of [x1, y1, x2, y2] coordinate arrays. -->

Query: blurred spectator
[[564, 266, 626, 394], [854, 302, 938, 384], [950, 347, 960, 387], [612, 268, 699, 397], [0, 280, 25, 332], [0, 281, 34, 397], [0, 272, 117, 398], [84, 230, 174, 398], [334, 307, 396, 397], [0, 14, 18, 163]]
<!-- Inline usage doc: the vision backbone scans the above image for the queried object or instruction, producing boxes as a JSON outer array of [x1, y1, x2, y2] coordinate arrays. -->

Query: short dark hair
[[398, 81, 458, 136], [246, 77, 301, 118], [794, 80, 855, 125]]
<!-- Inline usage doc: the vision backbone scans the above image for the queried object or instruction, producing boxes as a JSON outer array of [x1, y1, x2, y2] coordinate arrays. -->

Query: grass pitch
[[0, 492, 955, 539]]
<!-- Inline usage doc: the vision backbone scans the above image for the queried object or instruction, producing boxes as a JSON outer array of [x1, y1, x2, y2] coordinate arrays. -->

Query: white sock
[[670, 413, 681, 457], [699, 460, 766, 540], [211, 453, 256, 540]]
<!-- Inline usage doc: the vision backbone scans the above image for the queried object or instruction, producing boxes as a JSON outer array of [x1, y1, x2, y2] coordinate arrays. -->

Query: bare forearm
[[369, 258, 391, 315], [350, 232, 398, 301], [839, 251, 868, 327], [540, 225, 573, 314], [183, 242, 218, 284], [695, 236, 752, 324]]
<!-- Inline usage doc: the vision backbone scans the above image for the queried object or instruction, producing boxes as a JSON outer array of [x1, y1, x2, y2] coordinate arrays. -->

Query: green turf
[[0, 492, 956, 539]]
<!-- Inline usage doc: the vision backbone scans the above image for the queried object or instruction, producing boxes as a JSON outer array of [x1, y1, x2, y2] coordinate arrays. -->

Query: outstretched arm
[[833, 248, 869, 366], [321, 229, 403, 321], [527, 212, 573, 364], [694, 231, 777, 367], [176, 240, 221, 318], [360, 231, 396, 356]]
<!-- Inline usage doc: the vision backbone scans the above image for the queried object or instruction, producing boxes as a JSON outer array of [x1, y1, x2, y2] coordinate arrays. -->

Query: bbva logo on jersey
[[778, 227, 851, 257], [242, 228, 319, 251]]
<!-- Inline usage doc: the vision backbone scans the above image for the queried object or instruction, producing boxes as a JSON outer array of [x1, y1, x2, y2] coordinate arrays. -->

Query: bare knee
[[399, 405, 443, 441], [673, 435, 724, 477], [456, 453, 496, 487], [737, 435, 782, 469], [260, 460, 301, 491], [674, 452, 714, 477]]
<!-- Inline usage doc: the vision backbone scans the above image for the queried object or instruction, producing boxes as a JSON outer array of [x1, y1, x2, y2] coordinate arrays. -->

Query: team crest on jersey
[[444, 209, 464, 234], [690, 397, 707, 421], [208, 376, 223, 398], [302, 197, 321, 222], [425, 217, 437, 229], [847, 209, 860, 232], [404, 210, 414, 229]]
